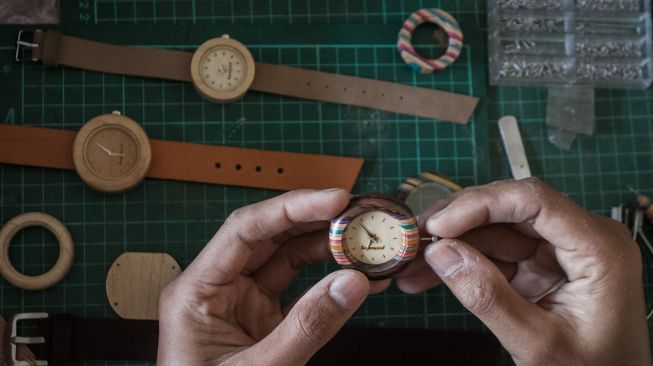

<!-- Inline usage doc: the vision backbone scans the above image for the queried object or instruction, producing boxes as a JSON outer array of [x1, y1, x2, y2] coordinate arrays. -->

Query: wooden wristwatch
[[0, 112, 363, 192], [16, 30, 478, 124]]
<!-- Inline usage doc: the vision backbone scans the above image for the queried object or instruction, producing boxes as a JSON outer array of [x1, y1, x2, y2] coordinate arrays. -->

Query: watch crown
[[221, 34, 230, 39], [111, 110, 122, 116]]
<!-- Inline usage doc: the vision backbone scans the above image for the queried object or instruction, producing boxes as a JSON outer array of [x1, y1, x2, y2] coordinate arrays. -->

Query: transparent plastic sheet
[[0, 0, 59, 24]]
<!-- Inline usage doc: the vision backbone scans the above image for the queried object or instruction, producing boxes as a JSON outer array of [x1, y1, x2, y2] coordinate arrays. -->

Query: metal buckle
[[8, 313, 49, 366], [15, 30, 40, 63]]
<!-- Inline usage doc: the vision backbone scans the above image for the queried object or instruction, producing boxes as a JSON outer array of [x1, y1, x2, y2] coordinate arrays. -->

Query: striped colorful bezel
[[329, 195, 419, 279], [397, 8, 463, 74]]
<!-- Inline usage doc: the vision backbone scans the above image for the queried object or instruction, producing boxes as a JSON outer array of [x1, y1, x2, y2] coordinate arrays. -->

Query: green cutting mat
[[0, 1, 652, 365]]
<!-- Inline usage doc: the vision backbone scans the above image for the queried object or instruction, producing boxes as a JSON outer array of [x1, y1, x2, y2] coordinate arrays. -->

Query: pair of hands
[[157, 179, 652, 365]]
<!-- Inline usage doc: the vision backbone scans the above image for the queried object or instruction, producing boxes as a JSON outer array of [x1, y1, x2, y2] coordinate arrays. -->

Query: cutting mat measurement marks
[[89, 0, 485, 25]]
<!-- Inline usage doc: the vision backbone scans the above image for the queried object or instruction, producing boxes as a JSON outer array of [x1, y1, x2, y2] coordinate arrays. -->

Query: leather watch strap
[[23, 314, 499, 365], [0, 124, 363, 191], [32, 30, 193, 82], [31, 315, 158, 363], [29, 30, 478, 124], [251, 62, 477, 123]]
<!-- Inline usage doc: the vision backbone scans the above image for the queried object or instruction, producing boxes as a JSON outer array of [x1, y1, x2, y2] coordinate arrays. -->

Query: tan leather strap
[[29, 30, 478, 124], [32, 30, 193, 82], [252, 62, 477, 123], [0, 124, 363, 191]]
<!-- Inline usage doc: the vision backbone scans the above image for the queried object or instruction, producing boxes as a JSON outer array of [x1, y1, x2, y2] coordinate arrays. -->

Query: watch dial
[[199, 45, 247, 92], [342, 211, 403, 265], [85, 127, 140, 179]]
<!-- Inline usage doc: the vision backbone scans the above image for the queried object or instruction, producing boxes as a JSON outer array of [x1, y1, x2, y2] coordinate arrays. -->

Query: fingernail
[[425, 243, 463, 278], [324, 188, 343, 193], [425, 209, 447, 232], [329, 271, 368, 310]]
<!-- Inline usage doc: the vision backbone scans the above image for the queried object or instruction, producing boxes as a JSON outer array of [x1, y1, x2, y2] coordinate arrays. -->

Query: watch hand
[[119, 144, 124, 164], [360, 223, 378, 241], [95, 142, 113, 155], [228, 62, 232, 79], [95, 142, 125, 157]]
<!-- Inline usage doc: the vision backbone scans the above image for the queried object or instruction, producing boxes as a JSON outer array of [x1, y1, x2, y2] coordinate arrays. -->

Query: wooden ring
[[0, 213, 74, 290]]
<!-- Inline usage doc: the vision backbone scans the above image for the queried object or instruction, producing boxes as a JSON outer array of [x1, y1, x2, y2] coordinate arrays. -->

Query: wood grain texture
[[106, 252, 181, 320], [0, 212, 74, 290]]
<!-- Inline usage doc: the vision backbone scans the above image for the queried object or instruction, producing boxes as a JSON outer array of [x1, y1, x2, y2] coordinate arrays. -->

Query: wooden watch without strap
[[0, 113, 363, 192], [18, 30, 478, 124]]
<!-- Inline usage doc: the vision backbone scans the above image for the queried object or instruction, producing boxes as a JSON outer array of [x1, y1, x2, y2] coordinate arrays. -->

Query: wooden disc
[[0, 212, 74, 290], [106, 252, 181, 320], [190, 36, 256, 103], [72, 113, 151, 193]]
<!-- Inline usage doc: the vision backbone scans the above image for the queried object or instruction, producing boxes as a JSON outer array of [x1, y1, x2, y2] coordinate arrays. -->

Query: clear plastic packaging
[[488, 0, 653, 88]]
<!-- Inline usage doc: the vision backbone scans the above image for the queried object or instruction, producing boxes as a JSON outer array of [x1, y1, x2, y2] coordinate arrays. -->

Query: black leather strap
[[32, 315, 158, 363], [28, 314, 499, 365]]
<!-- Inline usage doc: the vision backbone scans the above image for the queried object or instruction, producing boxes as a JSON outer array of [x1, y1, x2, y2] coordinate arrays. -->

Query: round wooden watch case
[[72, 113, 152, 193], [190, 36, 256, 103], [329, 195, 420, 279]]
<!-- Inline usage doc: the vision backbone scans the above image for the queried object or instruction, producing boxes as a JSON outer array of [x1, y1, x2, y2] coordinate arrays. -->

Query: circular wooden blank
[[0, 212, 74, 290], [106, 252, 181, 320], [72, 113, 151, 193], [190, 36, 256, 103]]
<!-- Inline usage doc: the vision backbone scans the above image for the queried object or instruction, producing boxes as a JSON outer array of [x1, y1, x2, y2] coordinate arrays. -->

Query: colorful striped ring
[[397, 8, 463, 74]]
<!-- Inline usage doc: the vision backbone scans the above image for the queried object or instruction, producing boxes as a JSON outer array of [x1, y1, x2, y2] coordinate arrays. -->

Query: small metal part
[[632, 210, 643, 240], [498, 116, 532, 180], [8, 313, 49, 366], [611, 205, 624, 222], [498, 0, 563, 10], [575, 0, 639, 11], [637, 229, 653, 257], [15, 30, 40, 63]]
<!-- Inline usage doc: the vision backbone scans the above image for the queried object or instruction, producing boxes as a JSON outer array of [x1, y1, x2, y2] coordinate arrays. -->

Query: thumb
[[424, 239, 543, 354], [243, 270, 369, 365]]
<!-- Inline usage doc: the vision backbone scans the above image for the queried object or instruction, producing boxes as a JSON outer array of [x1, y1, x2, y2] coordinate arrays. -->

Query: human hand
[[397, 178, 652, 365], [157, 189, 390, 365]]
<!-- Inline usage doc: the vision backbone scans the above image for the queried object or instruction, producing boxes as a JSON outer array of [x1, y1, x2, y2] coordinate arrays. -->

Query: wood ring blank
[[0, 213, 74, 290]]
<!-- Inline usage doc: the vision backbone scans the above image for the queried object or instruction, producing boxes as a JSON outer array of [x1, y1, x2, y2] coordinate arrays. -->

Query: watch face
[[342, 211, 403, 265], [199, 45, 248, 92], [73, 114, 152, 193], [330, 195, 419, 279], [85, 126, 140, 179], [190, 37, 256, 103]]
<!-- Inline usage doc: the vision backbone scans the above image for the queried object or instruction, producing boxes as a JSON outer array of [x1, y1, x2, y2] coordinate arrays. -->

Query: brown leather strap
[[32, 30, 193, 82], [0, 124, 363, 191], [29, 30, 478, 124], [252, 62, 477, 123]]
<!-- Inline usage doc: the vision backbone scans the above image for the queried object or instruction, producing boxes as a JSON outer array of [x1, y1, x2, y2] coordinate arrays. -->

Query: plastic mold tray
[[488, 0, 653, 88]]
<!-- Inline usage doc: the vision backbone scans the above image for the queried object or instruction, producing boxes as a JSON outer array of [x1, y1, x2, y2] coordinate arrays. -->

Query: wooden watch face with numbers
[[329, 195, 420, 279], [72, 113, 151, 193], [190, 36, 256, 103]]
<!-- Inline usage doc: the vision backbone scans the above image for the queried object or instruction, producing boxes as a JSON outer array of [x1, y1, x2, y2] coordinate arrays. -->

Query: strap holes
[[381, 93, 385, 97], [362, 90, 367, 94], [235, 164, 242, 170], [400, 96, 404, 100], [324, 84, 329, 89], [277, 168, 284, 174], [215, 162, 221, 169], [344, 87, 348, 92], [255, 166, 262, 172], [306, 81, 311, 86], [114, 302, 119, 306]]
